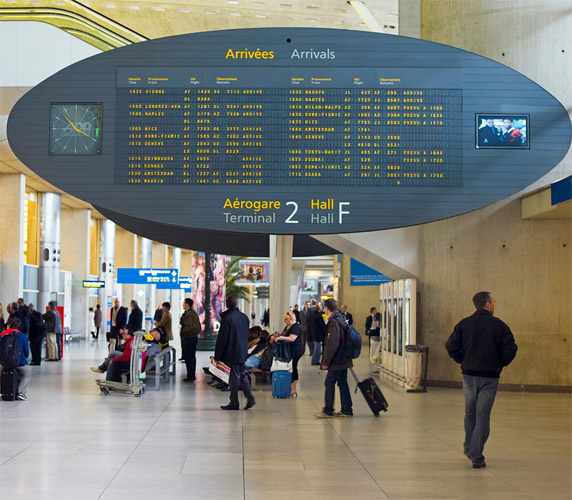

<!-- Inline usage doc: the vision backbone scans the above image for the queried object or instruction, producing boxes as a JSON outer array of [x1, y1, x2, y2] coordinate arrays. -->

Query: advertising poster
[[191, 252, 206, 332], [237, 261, 269, 284], [209, 254, 226, 332]]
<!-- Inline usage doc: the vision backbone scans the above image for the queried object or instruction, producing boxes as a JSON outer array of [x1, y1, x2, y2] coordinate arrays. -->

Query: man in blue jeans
[[446, 292, 518, 469], [315, 298, 353, 418]]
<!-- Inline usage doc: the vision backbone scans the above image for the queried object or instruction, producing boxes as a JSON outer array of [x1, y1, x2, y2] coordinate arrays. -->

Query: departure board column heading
[[117, 67, 463, 89]]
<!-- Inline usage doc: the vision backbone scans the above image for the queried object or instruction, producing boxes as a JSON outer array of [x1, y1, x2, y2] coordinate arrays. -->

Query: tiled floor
[[0, 340, 570, 500]]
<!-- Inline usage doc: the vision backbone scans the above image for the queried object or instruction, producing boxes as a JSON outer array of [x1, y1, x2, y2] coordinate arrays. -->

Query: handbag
[[272, 341, 292, 362], [270, 358, 293, 373]]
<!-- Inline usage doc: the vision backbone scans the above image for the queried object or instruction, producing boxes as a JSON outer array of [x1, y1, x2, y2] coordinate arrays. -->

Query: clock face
[[49, 103, 102, 155]]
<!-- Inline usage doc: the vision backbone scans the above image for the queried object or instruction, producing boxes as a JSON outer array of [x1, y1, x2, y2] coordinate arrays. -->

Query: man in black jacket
[[109, 298, 128, 353], [126, 300, 143, 335], [214, 296, 255, 411], [308, 303, 327, 365], [446, 291, 517, 469], [28, 303, 46, 365]]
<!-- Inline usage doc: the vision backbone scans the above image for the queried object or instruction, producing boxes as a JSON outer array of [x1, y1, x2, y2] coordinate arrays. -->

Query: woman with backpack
[[0, 317, 30, 401]]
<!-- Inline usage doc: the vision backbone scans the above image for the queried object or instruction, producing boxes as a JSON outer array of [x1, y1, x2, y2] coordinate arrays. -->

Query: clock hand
[[63, 115, 90, 137]]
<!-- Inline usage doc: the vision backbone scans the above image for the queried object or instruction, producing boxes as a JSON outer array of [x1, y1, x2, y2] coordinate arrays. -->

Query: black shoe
[[220, 386, 230, 392], [472, 461, 486, 469], [202, 367, 211, 374], [214, 382, 227, 389], [244, 399, 256, 410], [220, 404, 239, 411], [182, 377, 195, 382], [464, 450, 471, 460], [207, 379, 216, 385], [29, 362, 38, 366]]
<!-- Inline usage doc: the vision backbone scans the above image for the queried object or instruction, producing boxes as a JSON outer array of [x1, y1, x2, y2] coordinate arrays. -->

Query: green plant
[[225, 256, 254, 302]]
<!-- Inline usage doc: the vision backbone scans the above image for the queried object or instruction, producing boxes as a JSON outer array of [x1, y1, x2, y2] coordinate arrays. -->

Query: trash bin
[[405, 345, 428, 392]]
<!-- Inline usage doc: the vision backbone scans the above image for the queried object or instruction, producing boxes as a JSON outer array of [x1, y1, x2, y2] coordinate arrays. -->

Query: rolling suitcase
[[271, 370, 292, 398], [1, 369, 19, 401], [349, 368, 388, 417]]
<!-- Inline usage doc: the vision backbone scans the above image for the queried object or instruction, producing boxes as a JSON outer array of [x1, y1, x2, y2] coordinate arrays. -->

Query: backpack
[[1, 331, 22, 369], [333, 313, 362, 359]]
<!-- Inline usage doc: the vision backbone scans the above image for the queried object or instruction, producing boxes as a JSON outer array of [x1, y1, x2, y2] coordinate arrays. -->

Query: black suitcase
[[1, 369, 19, 401], [349, 368, 388, 417]]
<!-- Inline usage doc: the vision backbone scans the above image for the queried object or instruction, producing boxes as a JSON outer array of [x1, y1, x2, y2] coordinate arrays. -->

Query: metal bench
[[142, 346, 176, 391]]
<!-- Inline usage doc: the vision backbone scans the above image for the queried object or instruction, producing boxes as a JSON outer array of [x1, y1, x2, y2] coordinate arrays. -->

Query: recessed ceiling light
[[253, 1, 264, 4], [307, 5, 319, 9], [281, 15, 292, 19], [388, 13, 398, 17], [333, 20, 344, 25], [179, 8, 190, 12], [30, 0, 40, 4], [153, 6, 165, 11], [230, 11, 241, 16], [306, 17, 318, 22], [358, 22, 366, 26], [205, 9, 216, 14], [103, 3, 115, 7], [227, 0, 239, 4], [53, 1, 66, 5], [255, 13, 266, 18], [280, 3, 292, 8], [4, 0, 16, 4], [128, 5, 140, 10]]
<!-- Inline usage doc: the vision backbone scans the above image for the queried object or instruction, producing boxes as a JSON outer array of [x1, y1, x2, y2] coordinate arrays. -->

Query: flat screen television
[[476, 114, 529, 149]]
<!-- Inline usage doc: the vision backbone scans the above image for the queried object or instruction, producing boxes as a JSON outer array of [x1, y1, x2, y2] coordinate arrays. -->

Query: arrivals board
[[7, 28, 571, 254]]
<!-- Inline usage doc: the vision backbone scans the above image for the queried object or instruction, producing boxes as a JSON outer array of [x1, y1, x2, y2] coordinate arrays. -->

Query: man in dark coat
[[28, 303, 46, 365], [315, 298, 353, 418], [126, 300, 143, 335], [17, 298, 31, 340], [109, 298, 128, 353], [214, 296, 255, 411], [446, 291, 517, 469], [308, 303, 326, 366]]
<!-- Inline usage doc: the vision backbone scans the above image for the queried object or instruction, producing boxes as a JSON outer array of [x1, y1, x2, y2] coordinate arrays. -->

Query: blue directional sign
[[178, 276, 192, 290], [350, 259, 392, 286], [117, 268, 179, 285]]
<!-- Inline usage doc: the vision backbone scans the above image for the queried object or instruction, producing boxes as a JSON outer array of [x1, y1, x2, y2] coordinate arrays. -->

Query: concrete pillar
[[99, 219, 115, 322], [170, 247, 182, 347], [140, 237, 152, 329], [0, 174, 25, 306], [398, 0, 421, 38], [269, 235, 293, 334], [38, 192, 61, 311], [61, 208, 91, 337]]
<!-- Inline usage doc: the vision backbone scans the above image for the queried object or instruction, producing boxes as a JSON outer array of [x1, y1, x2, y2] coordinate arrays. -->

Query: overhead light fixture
[[205, 9, 216, 14], [179, 8, 190, 12], [255, 13, 267, 18], [128, 5, 140, 10], [103, 3, 115, 8], [230, 11, 241, 16], [227, 0, 239, 4], [153, 6, 165, 11]]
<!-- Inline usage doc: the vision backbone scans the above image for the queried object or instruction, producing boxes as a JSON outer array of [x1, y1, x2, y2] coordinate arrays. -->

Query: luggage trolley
[[96, 330, 148, 397]]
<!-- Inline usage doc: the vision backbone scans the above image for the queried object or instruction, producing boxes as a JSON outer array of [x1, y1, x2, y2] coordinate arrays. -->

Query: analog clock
[[49, 103, 102, 155]]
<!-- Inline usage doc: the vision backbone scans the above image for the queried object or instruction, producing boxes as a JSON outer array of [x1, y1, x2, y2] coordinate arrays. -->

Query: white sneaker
[[16, 393, 27, 401]]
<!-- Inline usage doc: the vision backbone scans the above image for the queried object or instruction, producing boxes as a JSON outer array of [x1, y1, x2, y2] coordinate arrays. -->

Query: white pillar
[[269, 235, 293, 334], [61, 208, 91, 337], [139, 237, 152, 329], [39, 192, 61, 311], [0, 173, 25, 306], [99, 219, 115, 321], [170, 247, 182, 347]]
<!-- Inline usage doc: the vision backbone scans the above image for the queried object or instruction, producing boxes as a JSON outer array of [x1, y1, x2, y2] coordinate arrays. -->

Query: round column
[[38, 192, 61, 311]]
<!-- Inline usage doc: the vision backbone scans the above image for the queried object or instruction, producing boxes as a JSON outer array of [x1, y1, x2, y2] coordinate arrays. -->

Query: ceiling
[[0, 0, 398, 215]]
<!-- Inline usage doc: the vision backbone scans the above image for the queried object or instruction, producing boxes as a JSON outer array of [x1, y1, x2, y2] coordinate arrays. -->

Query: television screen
[[476, 115, 529, 148]]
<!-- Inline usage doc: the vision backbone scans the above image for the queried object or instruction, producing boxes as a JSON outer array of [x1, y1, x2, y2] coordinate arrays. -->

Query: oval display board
[[7, 28, 572, 247]]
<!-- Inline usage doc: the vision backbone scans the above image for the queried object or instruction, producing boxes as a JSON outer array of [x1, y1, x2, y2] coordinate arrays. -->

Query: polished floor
[[0, 339, 570, 500]]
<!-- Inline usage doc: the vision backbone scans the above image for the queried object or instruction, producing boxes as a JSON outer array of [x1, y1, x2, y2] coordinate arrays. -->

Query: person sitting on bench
[[105, 329, 147, 382]]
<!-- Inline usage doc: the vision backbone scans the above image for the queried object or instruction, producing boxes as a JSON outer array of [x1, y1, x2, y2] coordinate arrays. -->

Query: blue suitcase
[[272, 371, 291, 398]]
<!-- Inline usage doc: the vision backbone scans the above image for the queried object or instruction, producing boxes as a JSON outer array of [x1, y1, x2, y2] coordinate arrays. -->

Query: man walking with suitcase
[[315, 298, 353, 418], [446, 291, 518, 469]]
